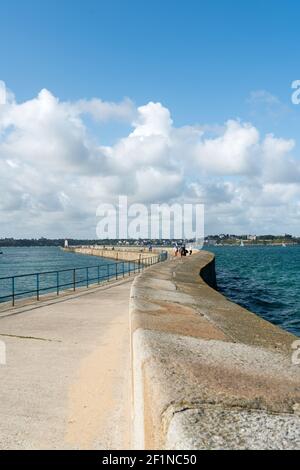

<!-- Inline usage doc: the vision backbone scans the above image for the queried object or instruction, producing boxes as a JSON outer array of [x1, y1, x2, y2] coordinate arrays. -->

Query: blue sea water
[[0, 246, 133, 304], [207, 245, 300, 337], [0, 246, 299, 337]]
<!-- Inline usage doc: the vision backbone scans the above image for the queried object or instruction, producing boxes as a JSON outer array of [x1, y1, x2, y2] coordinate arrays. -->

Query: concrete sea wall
[[130, 251, 300, 449], [64, 246, 165, 264]]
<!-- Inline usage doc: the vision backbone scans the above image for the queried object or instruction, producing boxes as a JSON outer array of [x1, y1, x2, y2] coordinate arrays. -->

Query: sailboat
[[240, 240, 244, 247], [282, 242, 286, 247]]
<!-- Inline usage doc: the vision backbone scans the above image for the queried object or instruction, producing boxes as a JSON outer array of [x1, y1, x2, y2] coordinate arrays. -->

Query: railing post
[[12, 277, 15, 307], [37, 273, 40, 301], [57, 271, 59, 295], [1, 255, 168, 308]]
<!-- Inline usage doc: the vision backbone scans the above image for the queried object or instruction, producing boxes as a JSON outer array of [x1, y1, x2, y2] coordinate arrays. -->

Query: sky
[[1, 0, 300, 237]]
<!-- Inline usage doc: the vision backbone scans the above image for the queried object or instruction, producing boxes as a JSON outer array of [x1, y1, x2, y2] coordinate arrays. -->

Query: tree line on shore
[[0, 236, 299, 247], [0, 238, 191, 247]]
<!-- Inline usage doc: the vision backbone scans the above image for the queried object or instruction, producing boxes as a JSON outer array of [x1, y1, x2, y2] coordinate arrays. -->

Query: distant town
[[204, 234, 300, 246], [0, 234, 299, 247]]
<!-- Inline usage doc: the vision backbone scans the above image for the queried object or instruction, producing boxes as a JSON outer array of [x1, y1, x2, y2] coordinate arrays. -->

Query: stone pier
[[0, 249, 299, 449]]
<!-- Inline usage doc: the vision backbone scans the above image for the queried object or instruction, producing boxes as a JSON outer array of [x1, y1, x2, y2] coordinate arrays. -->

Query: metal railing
[[0, 252, 168, 307]]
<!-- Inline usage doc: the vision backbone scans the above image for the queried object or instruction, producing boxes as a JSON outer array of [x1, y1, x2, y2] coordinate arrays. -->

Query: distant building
[[64, 239, 69, 248], [247, 235, 257, 241]]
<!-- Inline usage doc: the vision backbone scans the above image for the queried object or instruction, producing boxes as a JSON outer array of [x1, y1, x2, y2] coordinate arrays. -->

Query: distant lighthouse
[[64, 239, 69, 248]]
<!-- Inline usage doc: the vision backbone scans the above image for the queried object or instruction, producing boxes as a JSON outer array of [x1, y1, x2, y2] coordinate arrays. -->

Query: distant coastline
[[209, 242, 299, 247], [0, 238, 99, 248], [204, 234, 300, 247], [1, 235, 300, 248]]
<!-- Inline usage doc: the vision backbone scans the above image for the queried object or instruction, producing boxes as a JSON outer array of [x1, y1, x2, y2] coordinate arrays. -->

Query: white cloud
[[0, 80, 14, 105], [261, 134, 299, 183], [72, 97, 136, 122], [131, 102, 172, 138], [194, 120, 260, 175], [0, 81, 300, 237]]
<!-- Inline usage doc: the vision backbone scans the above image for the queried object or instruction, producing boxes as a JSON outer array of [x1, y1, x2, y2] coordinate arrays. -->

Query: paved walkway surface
[[0, 278, 133, 449]]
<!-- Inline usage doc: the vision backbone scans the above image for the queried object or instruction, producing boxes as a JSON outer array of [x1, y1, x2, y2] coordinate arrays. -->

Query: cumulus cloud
[[0, 80, 14, 105], [193, 120, 260, 175], [72, 97, 136, 122], [0, 81, 300, 237]]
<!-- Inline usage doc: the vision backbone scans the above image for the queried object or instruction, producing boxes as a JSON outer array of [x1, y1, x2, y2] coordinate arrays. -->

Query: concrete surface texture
[[130, 252, 300, 450], [0, 278, 133, 450], [64, 246, 161, 263]]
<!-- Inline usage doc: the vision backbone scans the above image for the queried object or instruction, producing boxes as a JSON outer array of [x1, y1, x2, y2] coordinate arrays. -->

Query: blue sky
[[1, 0, 299, 131], [1, 0, 300, 237]]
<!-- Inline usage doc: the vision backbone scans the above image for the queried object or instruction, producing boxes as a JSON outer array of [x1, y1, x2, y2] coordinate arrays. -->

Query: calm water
[[0, 247, 132, 303], [1, 246, 299, 337], [207, 245, 300, 337]]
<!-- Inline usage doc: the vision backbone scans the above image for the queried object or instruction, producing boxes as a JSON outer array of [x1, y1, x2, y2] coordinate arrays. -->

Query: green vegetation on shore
[[0, 235, 299, 247], [205, 234, 300, 246]]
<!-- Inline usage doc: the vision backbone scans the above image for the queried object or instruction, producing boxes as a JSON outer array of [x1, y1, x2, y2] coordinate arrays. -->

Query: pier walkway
[[0, 277, 134, 449]]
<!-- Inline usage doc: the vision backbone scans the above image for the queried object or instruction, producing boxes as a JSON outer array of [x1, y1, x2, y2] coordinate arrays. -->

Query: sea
[[0, 246, 131, 305], [0, 245, 299, 337], [207, 245, 300, 337]]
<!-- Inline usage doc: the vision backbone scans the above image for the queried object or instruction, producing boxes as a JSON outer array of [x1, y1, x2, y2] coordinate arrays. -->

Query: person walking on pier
[[180, 245, 187, 257]]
